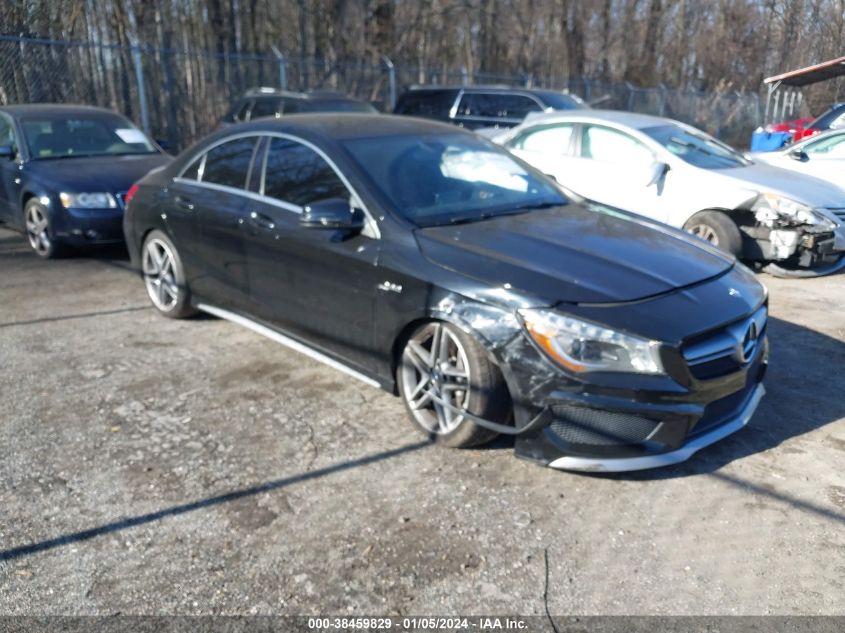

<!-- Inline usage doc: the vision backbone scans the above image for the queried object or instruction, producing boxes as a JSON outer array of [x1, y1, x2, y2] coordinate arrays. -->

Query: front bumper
[[509, 339, 767, 471], [53, 206, 125, 244], [547, 383, 764, 472], [743, 224, 841, 267]]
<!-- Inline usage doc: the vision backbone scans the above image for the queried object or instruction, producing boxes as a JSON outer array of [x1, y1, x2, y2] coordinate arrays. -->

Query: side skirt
[[196, 302, 384, 390]]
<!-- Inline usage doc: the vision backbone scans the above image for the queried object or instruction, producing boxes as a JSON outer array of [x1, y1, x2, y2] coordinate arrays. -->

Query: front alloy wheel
[[398, 321, 509, 447], [24, 200, 58, 258], [683, 210, 742, 257], [687, 223, 719, 245], [401, 322, 472, 434]]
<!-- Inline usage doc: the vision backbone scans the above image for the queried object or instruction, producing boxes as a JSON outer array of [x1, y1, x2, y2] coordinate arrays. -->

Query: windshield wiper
[[423, 201, 562, 228], [503, 200, 563, 213], [31, 153, 101, 160]]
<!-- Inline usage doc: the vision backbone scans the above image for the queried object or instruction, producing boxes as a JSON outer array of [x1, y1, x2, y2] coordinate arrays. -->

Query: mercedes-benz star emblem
[[736, 321, 759, 363]]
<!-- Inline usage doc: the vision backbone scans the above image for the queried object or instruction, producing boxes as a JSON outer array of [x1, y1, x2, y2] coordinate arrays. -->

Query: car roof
[[240, 88, 366, 102], [219, 113, 468, 141], [520, 109, 675, 129], [0, 103, 124, 118], [402, 85, 569, 97]]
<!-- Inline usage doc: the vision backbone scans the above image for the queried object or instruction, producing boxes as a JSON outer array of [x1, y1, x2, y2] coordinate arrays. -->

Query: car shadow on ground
[[0, 440, 433, 562]]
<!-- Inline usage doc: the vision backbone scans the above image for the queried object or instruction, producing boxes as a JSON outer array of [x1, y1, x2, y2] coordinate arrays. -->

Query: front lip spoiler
[[547, 383, 766, 473]]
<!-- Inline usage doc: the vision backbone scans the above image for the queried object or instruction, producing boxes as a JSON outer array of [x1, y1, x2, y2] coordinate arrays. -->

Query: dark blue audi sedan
[[0, 104, 171, 258]]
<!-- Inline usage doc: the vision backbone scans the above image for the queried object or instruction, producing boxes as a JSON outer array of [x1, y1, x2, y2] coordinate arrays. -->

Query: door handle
[[175, 195, 194, 211], [249, 210, 275, 230]]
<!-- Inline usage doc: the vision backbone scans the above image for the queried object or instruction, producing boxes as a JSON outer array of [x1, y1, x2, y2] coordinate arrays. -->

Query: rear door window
[[234, 100, 253, 122], [580, 125, 653, 166], [457, 93, 542, 121], [202, 136, 259, 189], [261, 137, 349, 207], [250, 98, 280, 120], [510, 124, 575, 155], [394, 91, 458, 118], [180, 155, 204, 180]]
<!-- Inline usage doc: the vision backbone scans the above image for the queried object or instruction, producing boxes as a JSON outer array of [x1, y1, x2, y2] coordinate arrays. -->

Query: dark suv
[[220, 88, 377, 126], [809, 102, 845, 132], [393, 86, 586, 129]]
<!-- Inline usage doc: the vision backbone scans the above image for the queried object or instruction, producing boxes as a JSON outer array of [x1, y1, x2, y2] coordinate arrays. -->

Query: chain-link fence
[[0, 34, 762, 150]]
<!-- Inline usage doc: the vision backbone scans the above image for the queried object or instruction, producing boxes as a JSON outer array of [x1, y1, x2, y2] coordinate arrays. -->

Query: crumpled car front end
[[494, 264, 769, 472], [740, 193, 844, 269]]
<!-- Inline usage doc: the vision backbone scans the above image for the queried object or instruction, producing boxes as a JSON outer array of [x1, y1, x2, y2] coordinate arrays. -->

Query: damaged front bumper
[[743, 206, 845, 267], [545, 384, 765, 472], [508, 335, 768, 472], [472, 267, 771, 472]]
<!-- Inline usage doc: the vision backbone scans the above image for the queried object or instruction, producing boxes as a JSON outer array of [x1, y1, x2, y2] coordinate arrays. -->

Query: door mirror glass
[[0, 145, 16, 159], [647, 161, 669, 186], [300, 198, 364, 231], [789, 148, 808, 161]]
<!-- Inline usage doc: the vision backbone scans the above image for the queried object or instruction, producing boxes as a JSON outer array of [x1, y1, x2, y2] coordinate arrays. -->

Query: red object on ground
[[765, 117, 819, 142]]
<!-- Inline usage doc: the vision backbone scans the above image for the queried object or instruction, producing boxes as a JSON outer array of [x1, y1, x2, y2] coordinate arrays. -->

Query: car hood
[[26, 153, 172, 193], [721, 161, 845, 207], [415, 203, 735, 305]]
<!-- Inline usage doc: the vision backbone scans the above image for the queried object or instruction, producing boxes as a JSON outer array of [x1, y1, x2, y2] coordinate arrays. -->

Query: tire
[[762, 253, 845, 278], [23, 198, 62, 259], [683, 210, 743, 257], [397, 321, 511, 448], [140, 230, 196, 319]]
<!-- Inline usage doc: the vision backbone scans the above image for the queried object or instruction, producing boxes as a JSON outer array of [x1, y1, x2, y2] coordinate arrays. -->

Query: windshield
[[641, 124, 749, 169], [21, 114, 158, 159], [343, 133, 566, 227]]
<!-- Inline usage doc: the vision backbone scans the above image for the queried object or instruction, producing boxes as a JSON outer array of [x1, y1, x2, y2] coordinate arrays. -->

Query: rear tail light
[[125, 183, 139, 207]]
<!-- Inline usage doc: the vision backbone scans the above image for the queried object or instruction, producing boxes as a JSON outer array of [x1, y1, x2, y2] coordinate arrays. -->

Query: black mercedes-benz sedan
[[0, 104, 171, 257], [124, 114, 768, 472]]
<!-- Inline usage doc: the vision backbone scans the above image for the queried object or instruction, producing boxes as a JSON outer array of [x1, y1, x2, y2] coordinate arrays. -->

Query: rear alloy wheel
[[141, 230, 195, 318], [398, 321, 509, 448], [24, 199, 60, 259], [683, 210, 743, 257]]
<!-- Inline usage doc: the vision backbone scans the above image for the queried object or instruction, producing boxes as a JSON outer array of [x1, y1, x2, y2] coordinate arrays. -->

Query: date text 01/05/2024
[[306, 616, 529, 630]]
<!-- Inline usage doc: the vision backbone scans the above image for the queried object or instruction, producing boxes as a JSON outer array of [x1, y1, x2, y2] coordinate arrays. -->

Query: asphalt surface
[[1, 225, 844, 616]]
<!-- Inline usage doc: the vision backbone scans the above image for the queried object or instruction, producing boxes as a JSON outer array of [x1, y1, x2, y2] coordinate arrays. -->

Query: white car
[[753, 129, 845, 190], [492, 110, 845, 277]]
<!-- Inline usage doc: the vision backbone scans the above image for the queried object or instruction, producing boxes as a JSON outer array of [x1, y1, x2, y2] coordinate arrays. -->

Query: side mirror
[[647, 161, 669, 186], [0, 145, 16, 159], [789, 148, 808, 161], [300, 198, 364, 231], [155, 138, 173, 152]]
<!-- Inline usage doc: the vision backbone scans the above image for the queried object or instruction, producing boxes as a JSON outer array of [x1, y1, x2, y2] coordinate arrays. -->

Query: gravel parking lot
[[1, 224, 845, 616]]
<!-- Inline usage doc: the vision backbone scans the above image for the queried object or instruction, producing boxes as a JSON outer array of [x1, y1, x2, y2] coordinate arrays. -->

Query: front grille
[[548, 404, 660, 446], [682, 305, 767, 380]]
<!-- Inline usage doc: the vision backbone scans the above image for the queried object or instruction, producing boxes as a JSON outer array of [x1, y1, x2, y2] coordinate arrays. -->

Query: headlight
[[751, 193, 835, 229], [519, 309, 664, 374], [59, 192, 118, 209]]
